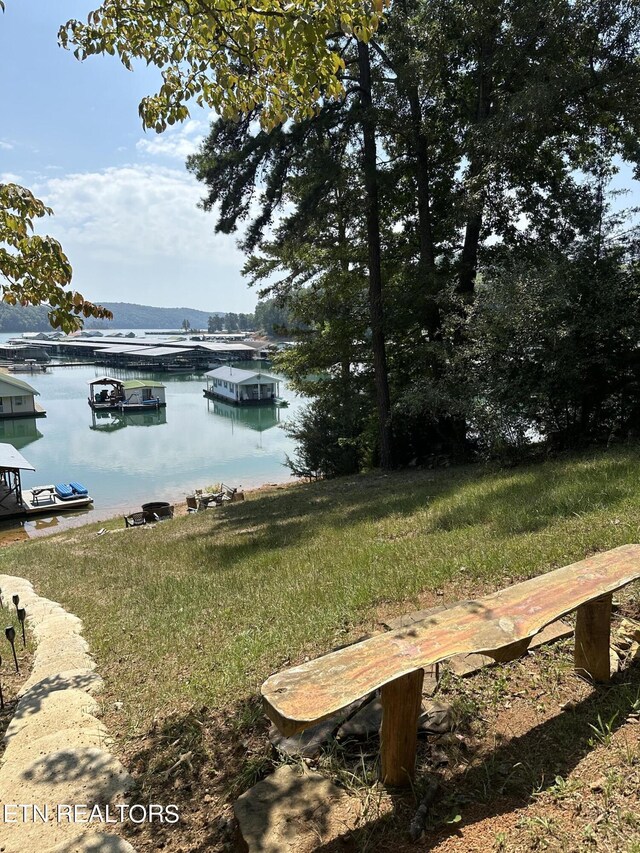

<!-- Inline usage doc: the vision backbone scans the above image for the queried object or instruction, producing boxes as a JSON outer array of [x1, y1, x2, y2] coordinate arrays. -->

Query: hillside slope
[[0, 301, 224, 332]]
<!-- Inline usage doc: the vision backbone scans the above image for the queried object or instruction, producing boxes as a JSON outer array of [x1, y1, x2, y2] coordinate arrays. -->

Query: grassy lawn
[[2, 444, 640, 730], [2, 445, 640, 851]]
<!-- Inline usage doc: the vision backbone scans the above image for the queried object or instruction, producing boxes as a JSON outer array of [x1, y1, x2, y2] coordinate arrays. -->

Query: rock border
[[0, 573, 135, 853]]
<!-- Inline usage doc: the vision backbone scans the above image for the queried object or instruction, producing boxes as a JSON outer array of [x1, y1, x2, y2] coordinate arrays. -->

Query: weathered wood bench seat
[[262, 544, 640, 786]]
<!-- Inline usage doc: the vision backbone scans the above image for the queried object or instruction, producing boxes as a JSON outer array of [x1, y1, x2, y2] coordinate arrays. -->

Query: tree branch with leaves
[[59, 0, 386, 131], [0, 183, 112, 333]]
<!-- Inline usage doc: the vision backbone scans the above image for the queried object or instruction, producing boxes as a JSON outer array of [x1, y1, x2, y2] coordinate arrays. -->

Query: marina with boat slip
[[0, 332, 303, 537]]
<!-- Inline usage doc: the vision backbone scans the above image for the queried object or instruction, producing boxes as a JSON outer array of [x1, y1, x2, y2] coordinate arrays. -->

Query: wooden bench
[[262, 545, 640, 787]]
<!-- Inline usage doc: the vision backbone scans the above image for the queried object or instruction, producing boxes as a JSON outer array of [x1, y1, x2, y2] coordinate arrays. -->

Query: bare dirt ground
[[0, 478, 301, 549], [110, 585, 640, 853], [0, 636, 33, 751]]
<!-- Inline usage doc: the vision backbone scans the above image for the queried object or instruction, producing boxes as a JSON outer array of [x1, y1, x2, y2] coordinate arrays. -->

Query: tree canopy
[[59, 0, 385, 130], [187, 0, 640, 472]]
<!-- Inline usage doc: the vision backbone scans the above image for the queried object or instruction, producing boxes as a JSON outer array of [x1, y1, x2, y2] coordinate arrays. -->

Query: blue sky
[[0, 0, 254, 313], [2, 3, 639, 316]]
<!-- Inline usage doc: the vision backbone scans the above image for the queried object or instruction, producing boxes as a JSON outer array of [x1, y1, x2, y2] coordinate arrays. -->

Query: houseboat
[[0, 443, 93, 520], [88, 377, 166, 411], [0, 373, 46, 419], [203, 366, 282, 405]]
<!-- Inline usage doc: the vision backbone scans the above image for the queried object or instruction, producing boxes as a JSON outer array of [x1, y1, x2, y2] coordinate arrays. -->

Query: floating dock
[[0, 444, 93, 521]]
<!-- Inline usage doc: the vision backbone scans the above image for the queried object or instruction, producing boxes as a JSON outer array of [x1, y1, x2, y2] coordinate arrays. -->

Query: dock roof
[[205, 366, 279, 384], [0, 443, 36, 471], [0, 373, 40, 395], [122, 380, 166, 389], [197, 342, 256, 352], [125, 346, 195, 357], [87, 376, 122, 385], [95, 345, 151, 355]]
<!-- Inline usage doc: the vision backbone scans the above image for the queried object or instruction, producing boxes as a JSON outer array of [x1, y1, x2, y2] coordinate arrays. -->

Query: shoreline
[[0, 476, 303, 548]]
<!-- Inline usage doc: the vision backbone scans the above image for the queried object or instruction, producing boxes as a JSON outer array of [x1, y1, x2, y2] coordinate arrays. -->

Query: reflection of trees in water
[[208, 399, 281, 433], [90, 409, 168, 432], [0, 418, 43, 449]]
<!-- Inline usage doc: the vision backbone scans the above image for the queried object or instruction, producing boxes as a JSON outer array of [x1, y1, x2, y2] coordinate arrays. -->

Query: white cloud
[[30, 164, 255, 312], [0, 141, 14, 150], [136, 119, 208, 160]]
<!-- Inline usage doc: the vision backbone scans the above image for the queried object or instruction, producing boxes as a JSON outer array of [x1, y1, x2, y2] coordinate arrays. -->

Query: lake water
[[0, 341, 305, 537]]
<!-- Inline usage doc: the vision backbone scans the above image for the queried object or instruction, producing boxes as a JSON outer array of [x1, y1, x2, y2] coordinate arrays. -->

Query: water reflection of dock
[[90, 409, 168, 432], [207, 398, 281, 433], [0, 417, 44, 450]]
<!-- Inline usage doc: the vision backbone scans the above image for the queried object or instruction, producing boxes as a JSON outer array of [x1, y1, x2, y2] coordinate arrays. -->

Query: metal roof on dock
[[0, 373, 40, 395], [205, 366, 278, 383], [0, 443, 35, 471], [125, 346, 195, 357]]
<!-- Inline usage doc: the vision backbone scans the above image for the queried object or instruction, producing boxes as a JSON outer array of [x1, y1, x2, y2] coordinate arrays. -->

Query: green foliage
[[253, 298, 301, 336], [284, 392, 371, 479], [0, 302, 234, 332], [0, 302, 52, 332], [184, 0, 640, 470], [207, 314, 222, 333], [0, 183, 112, 332], [84, 302, 223, 330], [59, 0, 385, 131], [463, 197, 640, 455]]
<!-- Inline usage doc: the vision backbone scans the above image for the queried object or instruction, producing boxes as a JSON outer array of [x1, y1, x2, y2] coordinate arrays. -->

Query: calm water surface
[[0, 351, 304, 537]]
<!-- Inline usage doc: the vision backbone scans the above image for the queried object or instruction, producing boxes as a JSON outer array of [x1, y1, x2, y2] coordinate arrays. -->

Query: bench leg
[[574, 593, 612, 683], [380, 668, 424, 787]]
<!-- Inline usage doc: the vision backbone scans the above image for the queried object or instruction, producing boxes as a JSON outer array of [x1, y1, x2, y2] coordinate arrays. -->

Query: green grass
[[2, 444, 640, 730]]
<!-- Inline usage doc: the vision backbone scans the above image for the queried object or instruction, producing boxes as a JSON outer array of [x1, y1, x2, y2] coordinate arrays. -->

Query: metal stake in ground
[[17, 608, 26, 648], [0, 587, 3, 608], [12, 594, 19, 620], [5, 627, 18, 673], [0, 654, 4, 710]]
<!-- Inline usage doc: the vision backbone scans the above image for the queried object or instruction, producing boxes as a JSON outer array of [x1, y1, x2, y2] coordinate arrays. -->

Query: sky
[[2, 3, 639, 317], [0, 0, 255, 313]]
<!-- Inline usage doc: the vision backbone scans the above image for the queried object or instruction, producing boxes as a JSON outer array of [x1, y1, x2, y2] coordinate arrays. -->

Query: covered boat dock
[[0, 443, 35, 519], [88, 377, 166, 410], [0, 442, 93, 519]]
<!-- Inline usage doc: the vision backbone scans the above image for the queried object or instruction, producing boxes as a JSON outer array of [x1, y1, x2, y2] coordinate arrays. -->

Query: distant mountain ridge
[[0, 302, 225, 332], [85, 303, 224, 330]]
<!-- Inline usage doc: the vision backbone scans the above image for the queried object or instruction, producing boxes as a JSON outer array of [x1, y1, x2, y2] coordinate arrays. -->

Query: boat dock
[[0, 444, 93, 521]]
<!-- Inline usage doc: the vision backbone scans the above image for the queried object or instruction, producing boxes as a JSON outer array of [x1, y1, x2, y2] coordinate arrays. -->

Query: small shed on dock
[[0, 373, 46, 419], [121, 380, 166, 408], [204, 366, 280, 405]]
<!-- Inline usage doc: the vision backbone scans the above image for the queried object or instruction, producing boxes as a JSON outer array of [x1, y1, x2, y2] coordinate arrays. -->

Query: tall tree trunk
[[358, 39, 394, 469], [337, 205, 352, 389], [407, 86, 441, 340], [459, 201, 483, 299], [458, 38, 494, 297]]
